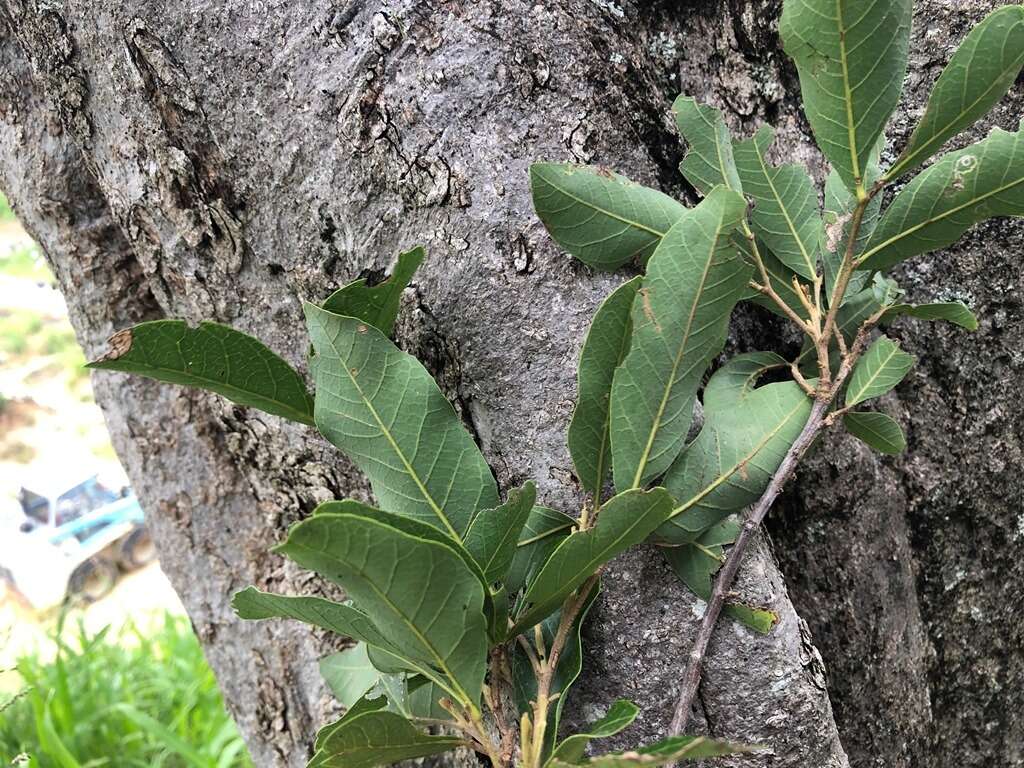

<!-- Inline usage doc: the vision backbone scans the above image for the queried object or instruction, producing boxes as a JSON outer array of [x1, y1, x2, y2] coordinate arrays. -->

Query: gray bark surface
[[0, 1, 1018, 767]]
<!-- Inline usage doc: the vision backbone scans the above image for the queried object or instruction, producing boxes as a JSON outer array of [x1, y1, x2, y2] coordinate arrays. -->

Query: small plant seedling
[[89, 1, 1024, 765]]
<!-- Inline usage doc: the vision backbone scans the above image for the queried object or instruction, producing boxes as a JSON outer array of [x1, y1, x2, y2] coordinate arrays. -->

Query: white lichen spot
[[589, 0, 625, 18]]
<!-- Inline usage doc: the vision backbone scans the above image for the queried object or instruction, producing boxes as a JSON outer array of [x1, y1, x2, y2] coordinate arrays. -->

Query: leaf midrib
[[753, 143, 817, 276], [536, 169, 669, 239], [858, 173, 1024, 265], [847, 343, 902, 405], [317, 325, 461, 540], [668, 396, 809, 520]]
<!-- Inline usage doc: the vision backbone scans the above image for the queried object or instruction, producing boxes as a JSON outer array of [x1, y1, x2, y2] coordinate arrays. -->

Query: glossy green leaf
[[673, 95, 742, 195], [321, 644, 379, 708], [87, 320, 314, 425], [548, 734, 754, 768], [507, 506, 576, 598], [513, 488, 673, 633], [569, 277, 642, 495], [530, 163, 687, 270], [859, 124, 1024, 271], [512, 585, 600, 761], [547, 699, 639, 766], [843, 411, 906, 454], [659, 353, 811, 544], [232, 587, 393, 650], [881, 301, 978, 331], [322, 247, 425, 337], [733, 125, 821, 279], [610, 186, 751, 490], [308, 711, 464, 768], [845, 336, 915, 406], [463, 481, 537, 584], [305, 303, 498, 539], [661, 520, 778, 634], [887, 6, 1024, 180], [780, 0, 912, 192], [277, 512, 488, 708]]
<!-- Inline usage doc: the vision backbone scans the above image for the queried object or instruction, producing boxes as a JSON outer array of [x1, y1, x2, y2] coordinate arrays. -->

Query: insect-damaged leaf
[[87, 320, 315, 425], [547, 734, 756, 768], [513, 488, 673, 633], [530, 163, 687, 270], [307, 710, 464, 768], [658, 353, 812, 545], [672, 95, 742, 195], [661, 520, 778, 635], [733, 125, 821, 280], [821, 136, 885, 304], [881, 301, 978, 331], [322, 247, 425, 337], [843, 411, 907, 454], [547, 699, 639, 766], [569, 277, 641, 496], [887, 6, 1024, 181], [610, 186, 750, 490], [304, 303, 498, 540], [781, 0, 912, 192], [320, 643, 379, 709], [845, 336, 915, 406], [463, 481, 537, 585], [859, 124, 1024, 272], [276, 512, 488, 709], [513, 585, 600, 762]]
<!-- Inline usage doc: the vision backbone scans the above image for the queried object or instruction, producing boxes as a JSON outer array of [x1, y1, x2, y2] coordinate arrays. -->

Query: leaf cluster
[[88, 3, 1024, 767]]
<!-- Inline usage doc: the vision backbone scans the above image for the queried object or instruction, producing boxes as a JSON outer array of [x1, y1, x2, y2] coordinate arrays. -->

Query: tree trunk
[[0, 1, 1018, 767]]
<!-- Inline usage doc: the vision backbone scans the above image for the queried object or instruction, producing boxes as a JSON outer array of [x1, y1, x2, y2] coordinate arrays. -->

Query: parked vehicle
[[0, 472, 154, 609]]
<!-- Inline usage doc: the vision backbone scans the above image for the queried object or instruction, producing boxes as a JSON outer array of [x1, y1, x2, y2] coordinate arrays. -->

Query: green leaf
[[507, 506, 576, 598], [512, 584, 600, 761], [859, 124, 1024, 271], [610, 186, 751, 490], [659, 353, 812, 544], [314, 696, 388, 753], [780, 0, 913, 192], [733, 125, 821, 279], [822, 135, 885, 304], [548, 734, 755, 767], [530, 163, 687, 270], [736, 239, 811, 321], [277, 512, 488, 708], [881, 301, 978, 331], [308, 711, 464, 768], [548, 700, 640, 766], [843, 411, 906, 454], [304, 303, 498, 540], [513, 488, 673, 633], [569, 277, 642, 495], [87, 320, 315, 425], [322, 247, 425, 336], [661, 520, 778, 635], [232, 587, 394, 650], [887, 6, 1024, 180], [672, 95, 742, 195], [321, 644, 380, 708], [845, 336, 915, 406], [463, 481, 537, 584]]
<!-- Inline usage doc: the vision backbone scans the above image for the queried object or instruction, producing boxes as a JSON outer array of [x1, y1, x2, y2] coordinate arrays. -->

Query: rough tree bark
[[0, 1, 1019, 767]]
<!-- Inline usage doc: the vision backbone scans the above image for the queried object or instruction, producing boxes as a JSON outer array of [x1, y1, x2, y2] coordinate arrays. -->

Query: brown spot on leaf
[[97, 329, 134, 361], [357, 324, 369, 334]]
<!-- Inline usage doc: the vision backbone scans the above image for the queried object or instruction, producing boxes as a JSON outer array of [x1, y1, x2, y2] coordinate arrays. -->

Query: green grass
[[0, 192, 14, 223], [0, 243, 52, 282], [0, 614, 253, 768]]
